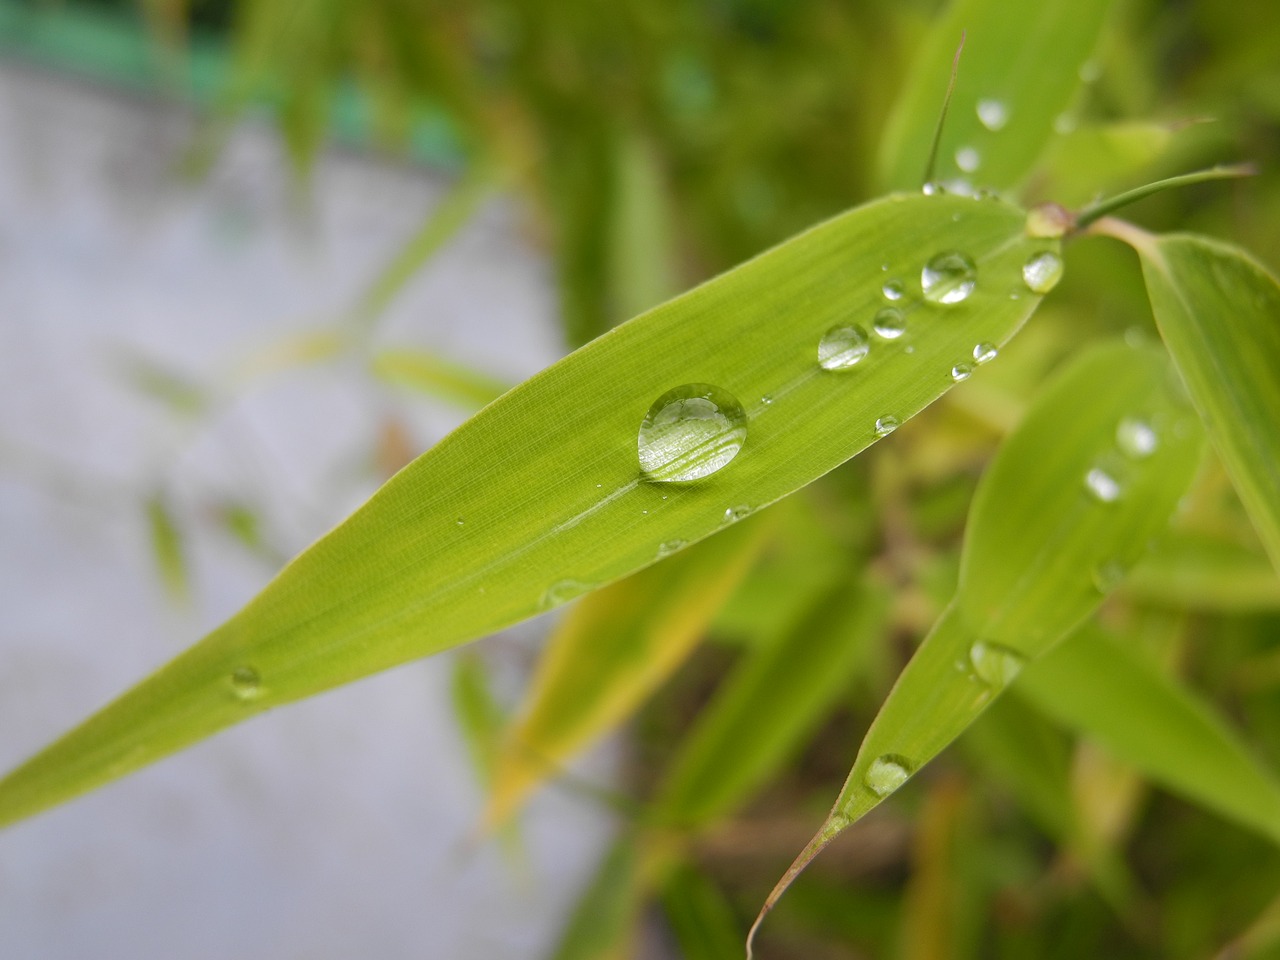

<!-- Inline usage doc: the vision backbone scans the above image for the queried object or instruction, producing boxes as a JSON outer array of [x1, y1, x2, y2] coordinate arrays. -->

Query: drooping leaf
[[484, 512, 773, 829], [749, 342, 1203, 943], [1118, 228, 1280, 571], [878, 0, 1113, 192], [656, 576, 888, 829], [1017, 622, 1280, 845], [0, 191, 1054, 829]]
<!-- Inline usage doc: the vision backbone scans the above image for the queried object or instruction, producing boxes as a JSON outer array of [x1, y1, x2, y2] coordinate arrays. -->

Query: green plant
[[5, 0, 1280, 956]]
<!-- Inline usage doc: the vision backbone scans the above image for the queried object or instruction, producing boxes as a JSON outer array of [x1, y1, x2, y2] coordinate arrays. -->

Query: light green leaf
[[369, 348, 510, 410], [484, 513, 772, 829], [1118, 227, 1280, 572], [449, 651, 507, 787], [549, 835, 644, 960], [1124, 532, 1280, 611], [0, 192, 1052, 829], [1019, 622, 1280, 845], [748, 342, 1202, 943], [145, 493, 189, 603], [656, 577, 888, 829], [878, 0, 1112, 192]]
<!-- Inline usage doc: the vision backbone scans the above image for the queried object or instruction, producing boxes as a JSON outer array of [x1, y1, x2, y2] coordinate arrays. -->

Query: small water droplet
[[874, 416, 900, 438], [976, 98, 1009, 131], [230, 666, 263, 702], [1116, 418, 1158, 459], [818, 324, 871, 371], [455, 518, 465, 526], [955, 146, 981, 173], [761, 394, 773, 405], [922, 181, 944, 196], [1078, 59, 1101, 83], [881, 279, 905, 301], [872, 307, 907, 340], [1022, 250, 1064, 294], [973, 342, 998, 364], [904, 345, 916, 354], [969, 642, 1026, 688], [657, 539, 687, 558], [951, 363, 973, 382], [1053, 113, 1076, 135], [865, 755, 912, 797], [543, 579, 593, 609], [922, 252, 977, 305], [1085, 467, 1123, 503], [723, 505, 753, 524], [1092, 560, 1128, 593], [638, 384, 748, 482]]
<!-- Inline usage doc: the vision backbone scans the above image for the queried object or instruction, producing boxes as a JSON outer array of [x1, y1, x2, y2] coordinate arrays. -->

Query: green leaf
[[145, 492, 189, 603], [1124, 532, 1280, 612], [878, 0, 1113, 192], [449, 651, 507, 786], [660, 863, 745, 960], [549, 835, 644, 960], [0, 192, 1052, 829], [748, 342, 1202, 942], [656, 576, 888, 829], [484, 512, 773, 828], [1017, 622, 1280, 845], [1118, 228, 1280, 572], [369, 348, 510, 410]]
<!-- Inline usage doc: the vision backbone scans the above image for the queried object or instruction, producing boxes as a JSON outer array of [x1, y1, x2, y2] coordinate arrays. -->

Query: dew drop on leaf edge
[[865, 755, 912, 797], [969, 641, 1026, 688], [818, 323, 871, 371], [951, 362, 973, 382], [1022, 250, 1064, 294], [973, 342, 997, 364], [875, 416, 900, 438], [638, 383, 747, 483], [921, 252, 977, 305]]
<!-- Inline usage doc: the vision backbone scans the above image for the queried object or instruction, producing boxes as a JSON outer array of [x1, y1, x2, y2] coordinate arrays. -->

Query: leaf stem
[[1073, 164, 1257, 230]]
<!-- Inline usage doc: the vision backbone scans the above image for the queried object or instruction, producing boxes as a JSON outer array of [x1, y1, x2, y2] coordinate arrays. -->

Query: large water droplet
[[818, 324, 871, 371], [955, 146, 981, 173], [882, 279, 905, 301], [230, 666, 263, 702], [922, 252, 977, 305], [874, 416, 900, 438], [1116, 418, 1158, 459], [1084, 467, 1123, 503], [976, 98, 1009, 131], [969, 642, 1026, 688], [951, 362, 973, 382], [873, 308, 907, 340], [638, 384, 747, 482], [865, 755, 912, 797], [972, 342, 998, 364], [1022, 251, 1064, 294]]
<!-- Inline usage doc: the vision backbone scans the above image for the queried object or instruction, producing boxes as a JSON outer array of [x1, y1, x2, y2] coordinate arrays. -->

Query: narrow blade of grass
[[878, 0, 1113, 192], [0, 192, 1052, 830], [1017, 622, 1280, 845], [749, 342, 1203, 946]]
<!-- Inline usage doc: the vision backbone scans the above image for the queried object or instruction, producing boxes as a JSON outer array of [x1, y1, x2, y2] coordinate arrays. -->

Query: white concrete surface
[[0, 62, 618, 960]]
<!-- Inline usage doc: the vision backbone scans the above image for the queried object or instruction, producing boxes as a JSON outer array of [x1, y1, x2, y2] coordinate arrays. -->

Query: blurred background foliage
[[4, 0, 1280, 956]]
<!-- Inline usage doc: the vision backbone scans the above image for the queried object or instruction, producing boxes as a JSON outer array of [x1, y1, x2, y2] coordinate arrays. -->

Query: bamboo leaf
[[369, 348, 510, 410], [656, 577, 888, 829], [549, 835, 644, 960], [1115, 227, 1280, 571], [749, 342, 1203, 945], [0, 192, 1053, 829], [484, 512, 773, 829], [1017, 622, 1280, 845], [145, 492, 189, 603], [1124, 532, 1280, 612], [660, 863, 744, 960], [878, 0, 1113, 192]]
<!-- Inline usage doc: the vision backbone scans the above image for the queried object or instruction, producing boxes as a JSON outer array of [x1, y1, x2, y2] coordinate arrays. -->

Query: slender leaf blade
[[878, 0, 1112, 191], [0, 193, 1052, 829], [1018, 622, 1280, 845], [1127, 231, 1280, 571]]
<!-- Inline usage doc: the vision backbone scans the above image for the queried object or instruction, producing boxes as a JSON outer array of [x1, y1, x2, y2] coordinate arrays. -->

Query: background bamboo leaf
[[656, 577, 888, 829], [659, 863, 744, 960], [1016, 622, 1280, 845], [0, 192, 1054, 829], [485, 512, 773, 829], [548, 835, 644, 960], [1118, 229, 1280, 571], [750, 342, 1203, 933], [1124, 532, 1280, 612], [878, 0, 1113, 192], [369, 348, 510, 410], [144, 492, 189, 603]]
